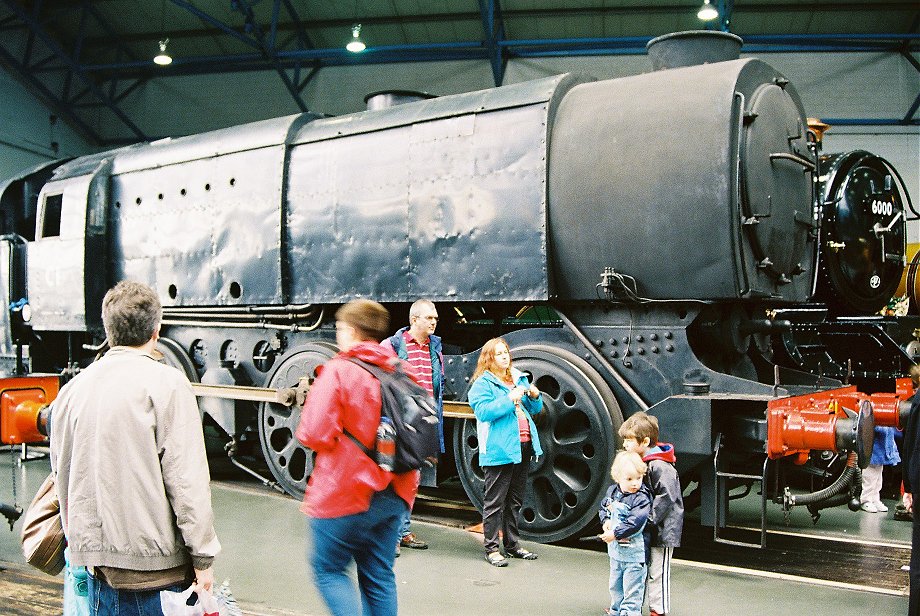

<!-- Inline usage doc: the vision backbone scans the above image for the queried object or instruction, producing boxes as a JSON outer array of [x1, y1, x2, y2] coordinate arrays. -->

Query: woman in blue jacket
[[468, 337, 543, 567]]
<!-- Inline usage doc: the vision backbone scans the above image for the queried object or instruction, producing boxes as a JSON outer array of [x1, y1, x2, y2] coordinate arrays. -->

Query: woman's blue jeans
[[309, 487, 408, 616], [86, 571, 184, 616]]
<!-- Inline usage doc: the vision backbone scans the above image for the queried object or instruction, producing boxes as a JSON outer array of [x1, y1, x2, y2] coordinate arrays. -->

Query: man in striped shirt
[[385, 299, 445, 555]]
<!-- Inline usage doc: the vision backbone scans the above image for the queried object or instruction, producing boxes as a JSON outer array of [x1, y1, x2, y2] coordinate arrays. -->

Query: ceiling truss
[[0, 0, 917, 146]]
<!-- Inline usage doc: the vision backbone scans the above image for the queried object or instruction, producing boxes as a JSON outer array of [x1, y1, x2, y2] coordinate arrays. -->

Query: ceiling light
[[346, 24, 366, 53], [697, 0, 719, 21], [154, 39, 172, 65]]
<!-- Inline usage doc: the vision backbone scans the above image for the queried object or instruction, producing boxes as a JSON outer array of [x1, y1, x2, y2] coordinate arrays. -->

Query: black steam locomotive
[[0, 31, 916, 544]]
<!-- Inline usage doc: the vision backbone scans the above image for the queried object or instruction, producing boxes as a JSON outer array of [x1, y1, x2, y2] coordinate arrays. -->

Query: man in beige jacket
[[51, 280, 220, 614]]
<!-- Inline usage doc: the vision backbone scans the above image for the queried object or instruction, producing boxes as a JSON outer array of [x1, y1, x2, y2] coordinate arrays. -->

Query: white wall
[[0, 70, 92, 180]]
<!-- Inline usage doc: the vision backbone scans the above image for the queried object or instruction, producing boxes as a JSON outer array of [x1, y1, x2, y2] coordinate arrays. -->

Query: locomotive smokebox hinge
[[741, 216, 760, 226], [742, 111, 758, 125], [756, 257, 773, 270], [773, 77, 789, 89]]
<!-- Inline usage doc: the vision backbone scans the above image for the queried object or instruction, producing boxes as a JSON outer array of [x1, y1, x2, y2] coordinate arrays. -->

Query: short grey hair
[[409, 299, 436, 319], [102, 281, 161, 347]]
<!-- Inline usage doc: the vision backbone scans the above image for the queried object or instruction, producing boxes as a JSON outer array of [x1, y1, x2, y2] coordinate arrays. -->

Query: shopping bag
[[159, 585, 219, 616], [161, 580, 241, 616], [63, 548, 90, 616], [214, 580, 244, 616]]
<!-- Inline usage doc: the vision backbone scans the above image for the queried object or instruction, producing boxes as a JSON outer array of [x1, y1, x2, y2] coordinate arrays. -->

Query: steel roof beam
[[904, 94, 920, 124], [0, 42, 100, 142], [899, 37, 920, 124], [0, 0, 149, 144], [76, 32, 919, 75], [168, 0, 262, 50], [280, 0, 320, 92], [76, 3, 920, 45], [479, 0, 507, 86], [227, 0, 311, 111]]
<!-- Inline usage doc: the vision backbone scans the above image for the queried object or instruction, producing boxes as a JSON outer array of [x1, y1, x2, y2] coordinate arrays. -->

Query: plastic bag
[[214, 580, 244, 616], [160, 580, 241, 616], [159, 586, 219, 616], [63, 549, 90, 616]]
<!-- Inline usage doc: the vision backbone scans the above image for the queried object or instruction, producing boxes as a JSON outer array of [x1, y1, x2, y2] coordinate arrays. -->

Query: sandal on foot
[[506, 547, 538, 560], [485, 551, 508, 567]]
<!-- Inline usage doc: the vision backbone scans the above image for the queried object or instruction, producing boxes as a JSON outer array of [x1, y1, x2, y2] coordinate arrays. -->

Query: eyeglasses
[[414, 315, 439, 322]]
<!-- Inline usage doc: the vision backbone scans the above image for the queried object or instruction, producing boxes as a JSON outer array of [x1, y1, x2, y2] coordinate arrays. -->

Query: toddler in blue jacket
[[599, 451, 652, 616]]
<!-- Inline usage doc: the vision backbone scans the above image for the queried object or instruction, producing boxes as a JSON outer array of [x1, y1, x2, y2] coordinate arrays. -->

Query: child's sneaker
[[875, 501, 889, 512], [860, 501, 879, 513]]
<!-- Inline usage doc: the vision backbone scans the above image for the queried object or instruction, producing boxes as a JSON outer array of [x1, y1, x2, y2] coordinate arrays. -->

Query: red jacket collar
[[643, 442, 677, 463]]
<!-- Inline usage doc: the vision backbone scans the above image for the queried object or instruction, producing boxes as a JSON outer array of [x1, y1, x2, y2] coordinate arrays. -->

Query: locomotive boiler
[[0, 31, 916, 544]]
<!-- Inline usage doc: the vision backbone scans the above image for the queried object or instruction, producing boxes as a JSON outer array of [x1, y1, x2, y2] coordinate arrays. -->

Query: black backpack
[[345, 358, 440, 473]]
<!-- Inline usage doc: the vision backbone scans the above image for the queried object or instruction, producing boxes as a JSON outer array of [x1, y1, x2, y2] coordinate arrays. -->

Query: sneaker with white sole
[[875, 501, 889, 512], [860, 501, 879, 513]]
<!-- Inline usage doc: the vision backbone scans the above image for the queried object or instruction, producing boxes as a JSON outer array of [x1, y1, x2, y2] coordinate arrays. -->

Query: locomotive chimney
[[646, 30, 743, 71], [364, 90, 436, 111]]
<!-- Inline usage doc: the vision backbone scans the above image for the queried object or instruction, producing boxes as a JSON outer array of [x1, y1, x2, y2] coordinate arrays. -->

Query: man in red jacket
[[296, 300, 419, 616]]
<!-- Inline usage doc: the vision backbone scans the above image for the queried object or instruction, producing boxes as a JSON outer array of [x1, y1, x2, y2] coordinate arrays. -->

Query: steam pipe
[[777, 451, 859, 510]]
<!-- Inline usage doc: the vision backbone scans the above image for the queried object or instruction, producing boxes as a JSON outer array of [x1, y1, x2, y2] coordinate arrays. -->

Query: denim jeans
[[309, 487, 408, 616], [87, 571, 184, 616], [608, 558, 646, 616], [397, 507, 412, 538]]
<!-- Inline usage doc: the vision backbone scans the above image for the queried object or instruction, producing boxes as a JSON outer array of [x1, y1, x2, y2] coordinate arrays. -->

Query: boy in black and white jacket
[[619, 412, 684, 616]]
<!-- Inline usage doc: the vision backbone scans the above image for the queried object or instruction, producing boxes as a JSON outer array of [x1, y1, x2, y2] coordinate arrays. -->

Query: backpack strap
[[343, 428, 375, 460], [345, 356, 394, 381], [341, 357, 386, 463]]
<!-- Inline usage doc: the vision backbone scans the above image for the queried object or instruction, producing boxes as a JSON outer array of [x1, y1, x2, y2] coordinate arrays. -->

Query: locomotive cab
[[28, 155, 111, 334]]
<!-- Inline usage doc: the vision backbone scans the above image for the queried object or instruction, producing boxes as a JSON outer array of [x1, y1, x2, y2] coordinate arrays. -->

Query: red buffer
[[766, 378, 915, 468], [0, 375, 59, 445]]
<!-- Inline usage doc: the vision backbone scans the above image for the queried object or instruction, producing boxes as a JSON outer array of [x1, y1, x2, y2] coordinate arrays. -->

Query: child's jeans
[[609, 557, 646, 616]]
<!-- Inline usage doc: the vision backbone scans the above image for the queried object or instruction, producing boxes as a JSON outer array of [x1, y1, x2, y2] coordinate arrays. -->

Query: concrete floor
[[0, 450, 911, 616]]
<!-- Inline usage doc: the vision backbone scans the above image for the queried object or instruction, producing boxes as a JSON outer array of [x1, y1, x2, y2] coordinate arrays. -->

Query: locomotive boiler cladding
[[0, 31, 914, 543]]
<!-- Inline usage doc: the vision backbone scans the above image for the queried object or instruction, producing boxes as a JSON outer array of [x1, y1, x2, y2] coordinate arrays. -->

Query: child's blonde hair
[[610, 450, 647, 483], [618, 412, 659, 444]]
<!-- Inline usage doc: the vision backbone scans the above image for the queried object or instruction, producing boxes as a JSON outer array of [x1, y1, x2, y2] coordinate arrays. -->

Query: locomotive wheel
[[258, 343, 336, 499], [157, 337, 199, 383], [453, 344, 622, 543]]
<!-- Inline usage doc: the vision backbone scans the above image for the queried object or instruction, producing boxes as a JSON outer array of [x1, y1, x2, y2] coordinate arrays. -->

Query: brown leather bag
[[20, 473, 66, 575]]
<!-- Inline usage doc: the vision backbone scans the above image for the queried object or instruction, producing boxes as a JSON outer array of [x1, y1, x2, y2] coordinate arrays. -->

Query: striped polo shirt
[[402, 330, 434, 396]]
